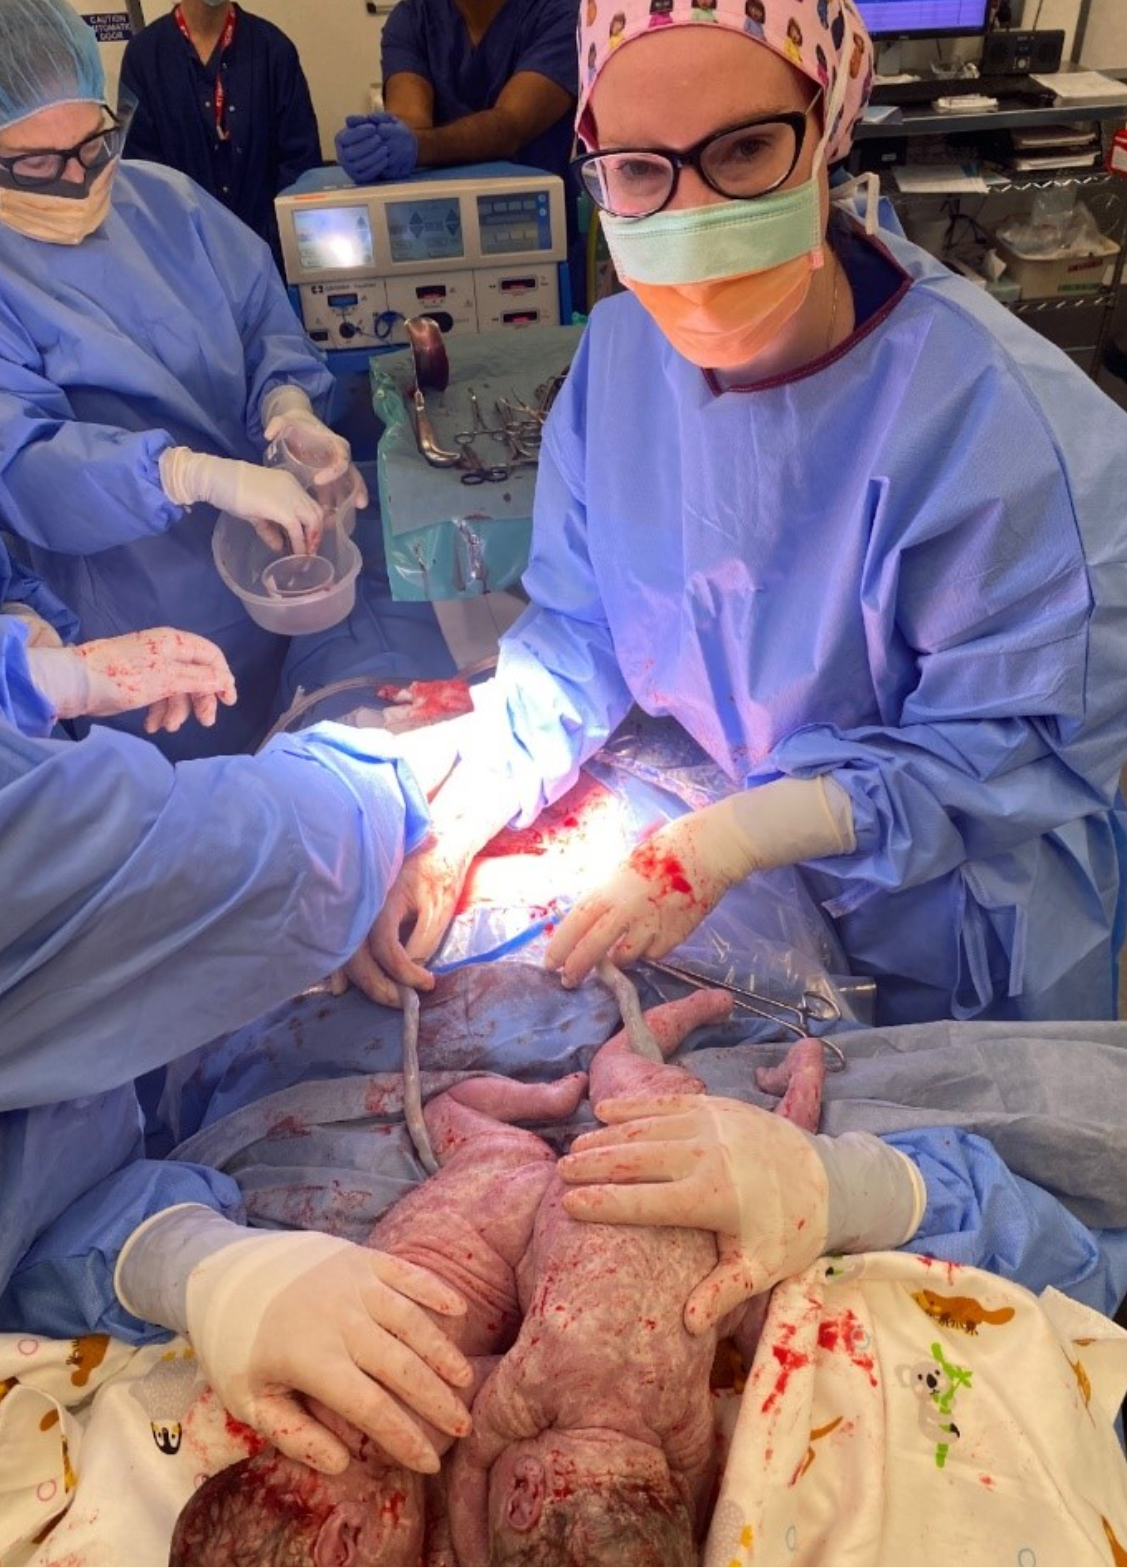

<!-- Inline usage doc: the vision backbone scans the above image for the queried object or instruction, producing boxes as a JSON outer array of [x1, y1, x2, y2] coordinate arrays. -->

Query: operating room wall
[[136, 0, 389, 160], [77, 1, 132, 106], [1079, 0, 1127, 68]]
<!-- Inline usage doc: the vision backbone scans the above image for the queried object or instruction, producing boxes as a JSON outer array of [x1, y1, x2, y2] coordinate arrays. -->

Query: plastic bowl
[[212, 511, 361, 634]]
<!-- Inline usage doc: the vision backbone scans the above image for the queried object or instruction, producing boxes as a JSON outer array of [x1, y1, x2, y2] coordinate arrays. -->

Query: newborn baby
[[168, 1401, 425, 1565], [169, 1070, 588, 1566], [170, 994, 824, 1566], [448, 996, 826, 1567]]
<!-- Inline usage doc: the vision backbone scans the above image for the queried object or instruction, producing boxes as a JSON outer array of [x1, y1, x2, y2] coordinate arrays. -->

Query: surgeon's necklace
[[824, 256, 841, 355]]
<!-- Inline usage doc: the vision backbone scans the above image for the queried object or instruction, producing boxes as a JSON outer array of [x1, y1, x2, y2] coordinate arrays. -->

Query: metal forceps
[[494, 396, 543, 454], [641, 957, 847, 1070], [490, 414, 540, 472], [466, 386, 494, 437], [454, 433, 508, 486]]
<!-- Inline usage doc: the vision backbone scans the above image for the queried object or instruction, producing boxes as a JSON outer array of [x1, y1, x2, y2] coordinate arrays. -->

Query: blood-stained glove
[[26, 629, 237, 732], [115, 1204, 474, 1476], [344, 835, 471, 1006], [160, 446, 323, 555], [1, 601, 63, 648], [335, 113, 419, 184], [559, 1094, 925, 1333], [545, 776, 855, 985], [343, 752, 522, 1006]]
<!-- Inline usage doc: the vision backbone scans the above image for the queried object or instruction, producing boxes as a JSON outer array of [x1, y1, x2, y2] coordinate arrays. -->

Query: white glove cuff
[[3, 602, 39, 628], [261, 384, 315, 429], [24, 646, 91, 720], [714, 774, 857, 880], [114, 1203, 249, 1333], [2, 602, 62, 649], [159, 446, 200, 508], [814, 1132, 927, 1256]]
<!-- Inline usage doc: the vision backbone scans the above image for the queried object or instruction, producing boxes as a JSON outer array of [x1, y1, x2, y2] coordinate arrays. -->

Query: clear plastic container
[[265, 429, 359, 536], [212, 511, 362, 634]]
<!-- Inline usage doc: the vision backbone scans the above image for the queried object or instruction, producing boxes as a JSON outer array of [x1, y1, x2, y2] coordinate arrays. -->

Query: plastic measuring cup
[[264, 429, 360, 535], [264, 425, 339, 488], [262, 553, 335, 599]]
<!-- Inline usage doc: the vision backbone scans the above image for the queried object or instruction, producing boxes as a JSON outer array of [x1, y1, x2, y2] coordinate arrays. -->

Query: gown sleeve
[[0, 717, 429, 1110], [0, 1098, 244, 1344], [480, 329, 636, 825], [889, 1127, 1127, 1318], [0, 616, 55, 736]]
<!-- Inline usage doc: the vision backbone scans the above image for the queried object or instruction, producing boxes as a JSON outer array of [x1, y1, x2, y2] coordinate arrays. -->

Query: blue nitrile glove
[[335, 113, 419, 184]]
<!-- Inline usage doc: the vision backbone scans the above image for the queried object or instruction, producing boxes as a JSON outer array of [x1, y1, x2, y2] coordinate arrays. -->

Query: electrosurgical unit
[[275, 164, 569, 354]]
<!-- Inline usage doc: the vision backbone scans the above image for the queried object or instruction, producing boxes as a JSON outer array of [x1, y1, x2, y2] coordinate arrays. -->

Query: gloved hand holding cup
[[261, 385, 367, 533], [161, 446, 324, 556]]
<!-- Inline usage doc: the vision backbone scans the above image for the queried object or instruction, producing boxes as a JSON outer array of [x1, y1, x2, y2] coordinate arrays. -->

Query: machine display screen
[[477, 191, 553, 256], [293, 206, 375, 272], [386, 196, 465, 264]]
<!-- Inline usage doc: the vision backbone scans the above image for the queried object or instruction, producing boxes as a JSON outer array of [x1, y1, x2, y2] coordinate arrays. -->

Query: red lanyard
[[174, 4, 238, 142]]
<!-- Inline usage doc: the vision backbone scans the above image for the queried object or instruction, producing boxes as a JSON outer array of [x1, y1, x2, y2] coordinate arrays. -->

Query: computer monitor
[[854, 0, 990, 40]]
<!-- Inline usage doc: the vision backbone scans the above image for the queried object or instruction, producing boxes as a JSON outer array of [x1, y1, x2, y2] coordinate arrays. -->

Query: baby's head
[[486, 1431, 698, 1567], [169, 1407, 424, 1567]]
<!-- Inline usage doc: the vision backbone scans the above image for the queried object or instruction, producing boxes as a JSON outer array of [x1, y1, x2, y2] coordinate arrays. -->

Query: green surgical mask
[[601, 173, 824, 287]]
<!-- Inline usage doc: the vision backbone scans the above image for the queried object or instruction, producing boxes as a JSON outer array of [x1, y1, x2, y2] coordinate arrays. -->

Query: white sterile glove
[[559, 1095, 925, 1334], [26, 629, 237, 732], [160, 446, 323, 555], [261, 384, 353, 486], [1, 600, 63, 648], [545, 776, 855, 985], [115, 1205, 474, 1476]]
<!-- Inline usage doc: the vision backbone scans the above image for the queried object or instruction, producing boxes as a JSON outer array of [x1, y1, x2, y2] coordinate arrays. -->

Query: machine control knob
[[338, 320, 359, 340]]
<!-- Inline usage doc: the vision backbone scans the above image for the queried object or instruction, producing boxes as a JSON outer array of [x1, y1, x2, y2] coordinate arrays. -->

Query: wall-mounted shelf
[[851, 102, 1127, 382]]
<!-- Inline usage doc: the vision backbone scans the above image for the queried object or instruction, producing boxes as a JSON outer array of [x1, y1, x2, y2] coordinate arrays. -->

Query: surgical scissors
[[640, 957, 847, 1069], [455, 433, 508, 485]]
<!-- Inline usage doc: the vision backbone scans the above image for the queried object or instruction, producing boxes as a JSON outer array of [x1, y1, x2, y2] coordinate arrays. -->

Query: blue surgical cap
[[0, 0, 105, 132]]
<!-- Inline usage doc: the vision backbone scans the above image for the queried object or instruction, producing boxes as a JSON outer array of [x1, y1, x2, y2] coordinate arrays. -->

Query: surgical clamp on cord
[[398, 983, 439, 1174], [641, 958, 847, 1071]]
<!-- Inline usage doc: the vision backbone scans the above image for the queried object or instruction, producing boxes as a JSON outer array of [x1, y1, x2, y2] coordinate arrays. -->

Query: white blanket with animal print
[[5, 1252, 1127, 1567], [0, 1329, 265, 1567], [707, 1252, 1127, 1567]]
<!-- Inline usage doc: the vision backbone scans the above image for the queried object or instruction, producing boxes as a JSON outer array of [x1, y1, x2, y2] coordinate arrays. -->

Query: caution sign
[[81, 12, 134, 43]]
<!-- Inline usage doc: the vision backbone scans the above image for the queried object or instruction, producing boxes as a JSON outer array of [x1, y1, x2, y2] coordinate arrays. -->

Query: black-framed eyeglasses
[[572, 101, 819, 220], [0, 108, 127, 194]]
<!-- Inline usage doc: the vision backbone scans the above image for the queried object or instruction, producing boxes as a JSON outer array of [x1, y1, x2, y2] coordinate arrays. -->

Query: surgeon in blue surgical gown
[[353, 0, 1127, 1027], [0, 0, 448, 765], [0, 527, 480, 1476]]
